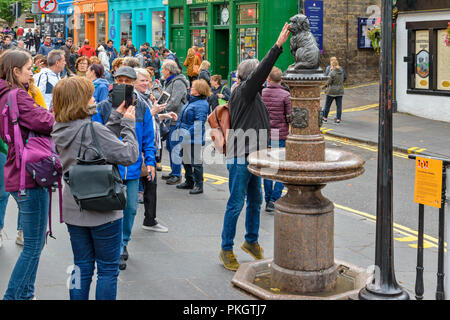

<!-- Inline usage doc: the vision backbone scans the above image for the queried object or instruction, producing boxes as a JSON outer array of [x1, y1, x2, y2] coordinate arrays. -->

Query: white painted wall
[[396, 11, 450, 122]]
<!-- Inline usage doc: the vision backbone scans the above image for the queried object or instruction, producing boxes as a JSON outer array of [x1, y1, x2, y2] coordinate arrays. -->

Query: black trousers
[[142, 174, 157, 226], [182, 143, 203, 187]]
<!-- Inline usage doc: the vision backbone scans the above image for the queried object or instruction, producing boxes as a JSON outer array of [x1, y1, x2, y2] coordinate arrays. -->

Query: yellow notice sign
[[414, 157, 443, 208]]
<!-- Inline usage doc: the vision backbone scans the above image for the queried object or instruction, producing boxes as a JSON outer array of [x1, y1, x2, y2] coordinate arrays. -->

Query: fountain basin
[[232, 259, 369, 300], [247, 147, 365, 185]]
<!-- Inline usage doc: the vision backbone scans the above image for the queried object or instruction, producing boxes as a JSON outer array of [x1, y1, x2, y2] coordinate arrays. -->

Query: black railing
[[408, 154, 449, 300]]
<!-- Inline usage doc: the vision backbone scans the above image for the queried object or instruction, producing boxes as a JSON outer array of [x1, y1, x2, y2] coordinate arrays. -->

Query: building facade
[[168, 0, 297, 81], [73, 0, 109, 48], [395, 0, 450, 122], [57, 0, 75, 38], [108, 0, 169, 50]]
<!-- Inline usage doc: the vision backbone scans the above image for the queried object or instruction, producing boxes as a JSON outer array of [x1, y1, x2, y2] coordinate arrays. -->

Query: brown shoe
[[241, 241, 264, 260], [219, 250, 240, 271]]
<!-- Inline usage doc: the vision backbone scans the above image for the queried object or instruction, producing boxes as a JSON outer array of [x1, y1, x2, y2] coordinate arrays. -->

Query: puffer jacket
[[173, 96, 210, 145], [0, 79, 55, 192], [326, 67, 345, 97], [262, 83, 291, 141]]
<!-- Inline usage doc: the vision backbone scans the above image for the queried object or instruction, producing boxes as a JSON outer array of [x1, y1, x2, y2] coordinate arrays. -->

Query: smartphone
[[112, 83, 134, 109], [157, 91, 171, 105]]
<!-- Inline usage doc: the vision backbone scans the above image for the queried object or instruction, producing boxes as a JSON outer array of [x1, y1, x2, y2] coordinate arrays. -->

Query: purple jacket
[[0, 79, 55, 192], [262, 83, 291, 141]]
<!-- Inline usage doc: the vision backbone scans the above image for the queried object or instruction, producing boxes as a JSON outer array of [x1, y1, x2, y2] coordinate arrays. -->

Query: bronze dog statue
[[288, 14, 320, 71]]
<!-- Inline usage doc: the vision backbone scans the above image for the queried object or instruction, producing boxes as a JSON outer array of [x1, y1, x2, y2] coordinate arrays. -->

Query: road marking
[[328, 103, 379, 116], [160, 165, 441, 250]]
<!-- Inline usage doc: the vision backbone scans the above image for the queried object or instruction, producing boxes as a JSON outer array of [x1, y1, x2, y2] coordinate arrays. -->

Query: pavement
[[320, 83, 450, 160], [0, 82, 448, 303]]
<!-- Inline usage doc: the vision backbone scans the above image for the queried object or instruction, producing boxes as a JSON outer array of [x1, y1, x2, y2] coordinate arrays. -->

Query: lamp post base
[[358, 286, 410, 300]]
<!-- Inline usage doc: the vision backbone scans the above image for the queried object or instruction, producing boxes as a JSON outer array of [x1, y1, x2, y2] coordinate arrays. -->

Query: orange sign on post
[[414, 156, 443, 208]]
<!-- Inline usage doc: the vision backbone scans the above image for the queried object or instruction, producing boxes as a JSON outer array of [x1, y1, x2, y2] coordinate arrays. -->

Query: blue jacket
[[37, 43, 54, 56], [92, 91, 156, 180], [106, 46, 118, 67], [174, 96, 209, 145], [93, 78, 109, 103]]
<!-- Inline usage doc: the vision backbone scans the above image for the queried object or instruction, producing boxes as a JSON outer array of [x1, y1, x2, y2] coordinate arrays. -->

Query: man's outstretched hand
[[276, 23, 291, 48]]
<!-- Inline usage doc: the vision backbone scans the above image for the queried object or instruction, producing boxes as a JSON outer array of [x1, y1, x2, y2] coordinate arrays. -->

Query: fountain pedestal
[[231, 69, 368, 299]]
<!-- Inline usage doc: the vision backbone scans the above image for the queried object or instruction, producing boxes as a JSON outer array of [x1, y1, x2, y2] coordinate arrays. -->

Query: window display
[[237, 27, 258, 64], [153, 11, 166, 48], [415, 30, 429, 90], [97, 13, 106, 44], [237, 3, 258, 25], [190, 8, 207, 26], [77, 14, 85, 47], [437, 29, 450, 91], [191, 29, 207, 58], [120, 13, 132, 45]]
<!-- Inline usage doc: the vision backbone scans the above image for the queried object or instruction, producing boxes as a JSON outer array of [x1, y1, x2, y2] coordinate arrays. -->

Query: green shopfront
[[168, 0, 297, 81]]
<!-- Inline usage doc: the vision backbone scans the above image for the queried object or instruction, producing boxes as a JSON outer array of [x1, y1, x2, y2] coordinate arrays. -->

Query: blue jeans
[[322, 95, 343, 120], [166, 125, 182, 177], [0, 153, 10, 230], [66, 218, 123, 300], [3, 187, 49, 300], [221, 158, 262, 251], [121, 178, 139, 254], [263, 140, 286, 203]]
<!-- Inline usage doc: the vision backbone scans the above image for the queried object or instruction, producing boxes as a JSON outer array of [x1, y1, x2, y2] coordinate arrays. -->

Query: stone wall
[[321, 0, 381, 86]]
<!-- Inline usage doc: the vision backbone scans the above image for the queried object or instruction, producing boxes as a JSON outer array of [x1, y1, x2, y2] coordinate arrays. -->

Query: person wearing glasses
[[37, 35, 54, 56]]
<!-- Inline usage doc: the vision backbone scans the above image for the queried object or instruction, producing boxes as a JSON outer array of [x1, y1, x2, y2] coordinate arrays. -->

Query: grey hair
[[47, 49, 65, 67], [237, 58, 259, 81], [162, 60, 180, 75], [134, 67, 151, 79], [123, 57, 141, 68]]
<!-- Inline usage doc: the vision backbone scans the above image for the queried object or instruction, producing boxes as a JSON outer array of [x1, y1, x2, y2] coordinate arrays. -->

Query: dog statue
[[288, 14, 321, 71]]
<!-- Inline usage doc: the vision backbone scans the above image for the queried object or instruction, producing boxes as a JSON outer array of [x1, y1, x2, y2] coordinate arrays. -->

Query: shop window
[[217, 5, 230, 26], [190, 7, 207, 26], [77, 14, 85, 47], [97, 13, 106, 45], [237, 3, 258, 25], [120, 13, 132, 45], [153, 11, 167, 48], [406, 20, 450, 96], [191, 29, 207, 59], [88, 13, 95, 20], [172, 8, 184, 25], [237, 27, 258, 64]]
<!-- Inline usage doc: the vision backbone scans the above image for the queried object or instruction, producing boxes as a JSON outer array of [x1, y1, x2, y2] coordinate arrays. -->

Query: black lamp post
[[358, 0, 410, 300]]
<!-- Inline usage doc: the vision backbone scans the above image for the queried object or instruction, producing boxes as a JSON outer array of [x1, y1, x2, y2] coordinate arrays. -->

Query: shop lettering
[[189, 0, 223, 4], [82, 3, 95, 13]]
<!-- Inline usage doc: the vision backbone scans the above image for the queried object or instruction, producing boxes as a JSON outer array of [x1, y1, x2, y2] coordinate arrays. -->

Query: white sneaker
[[142, 223, 168, 233], [0, 229, 3, 248], [16, 230, 24, 246]]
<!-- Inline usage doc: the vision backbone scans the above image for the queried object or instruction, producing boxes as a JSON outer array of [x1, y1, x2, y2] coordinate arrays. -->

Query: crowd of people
[[0, 22, 349, 300]]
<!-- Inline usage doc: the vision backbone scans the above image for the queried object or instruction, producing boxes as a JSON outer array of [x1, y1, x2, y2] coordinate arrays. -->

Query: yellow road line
[[328, 103, 379, 116]]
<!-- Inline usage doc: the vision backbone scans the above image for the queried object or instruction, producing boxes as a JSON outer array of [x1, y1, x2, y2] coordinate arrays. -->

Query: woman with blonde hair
[[322, 58, 345, 124], [51, 76, 139, 300], [198, 60, 211, 86], [174, 79, 211, 195], [183, 47, 201, 85]]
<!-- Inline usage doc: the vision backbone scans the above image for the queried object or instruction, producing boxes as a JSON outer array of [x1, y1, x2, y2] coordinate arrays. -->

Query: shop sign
[[414, 156, 443, 208], [81, 3, 95, 13], [187, 0, 223, 4], [305, 0, 323, 51], [397, 0, 450, 12]]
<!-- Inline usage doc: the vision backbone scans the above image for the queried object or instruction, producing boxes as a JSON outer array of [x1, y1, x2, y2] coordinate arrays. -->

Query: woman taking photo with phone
[[0, 49, 55, 300], [51, 76, 140, 300]]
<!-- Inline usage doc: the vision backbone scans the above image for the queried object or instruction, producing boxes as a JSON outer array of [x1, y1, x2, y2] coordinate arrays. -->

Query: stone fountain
[[231, 14, 369, 300]]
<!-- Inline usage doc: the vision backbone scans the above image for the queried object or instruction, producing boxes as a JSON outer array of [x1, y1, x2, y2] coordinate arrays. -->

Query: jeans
[[166, 125, 182, 177], [0, 153, 10, 230], [322, 95, 343, 120], [263, 140, 286, 203], [121, 178, 139, 254], [221, 158, 262, 251], [142, 175, 157, 226], [66, 218, 122, 300], [3, 187, 49, 300]]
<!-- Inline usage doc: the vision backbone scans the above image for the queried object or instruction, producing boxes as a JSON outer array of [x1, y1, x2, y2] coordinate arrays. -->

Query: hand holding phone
[[157, 91, 171, 105]]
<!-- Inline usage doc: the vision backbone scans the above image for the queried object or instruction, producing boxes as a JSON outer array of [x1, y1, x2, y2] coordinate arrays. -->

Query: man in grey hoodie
[[160, 60, 189, 185]]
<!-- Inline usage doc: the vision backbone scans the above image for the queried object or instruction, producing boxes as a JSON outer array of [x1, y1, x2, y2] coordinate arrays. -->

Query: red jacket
[[78, 45, 96, 58], [262, 83, 291, 141]]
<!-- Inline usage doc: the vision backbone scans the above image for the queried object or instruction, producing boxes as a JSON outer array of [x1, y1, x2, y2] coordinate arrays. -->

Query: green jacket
[[0, 140, 7, 155]]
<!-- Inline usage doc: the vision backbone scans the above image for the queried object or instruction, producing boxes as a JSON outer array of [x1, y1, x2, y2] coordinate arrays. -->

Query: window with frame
[[190, 7, 207, 26], [172, 7, 184, 25], [406, 20, 450, 96], [237, 3, 258, 25]]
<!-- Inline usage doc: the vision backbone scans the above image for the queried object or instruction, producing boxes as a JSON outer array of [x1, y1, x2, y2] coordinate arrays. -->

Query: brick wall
[[321, 0, 381, 85]]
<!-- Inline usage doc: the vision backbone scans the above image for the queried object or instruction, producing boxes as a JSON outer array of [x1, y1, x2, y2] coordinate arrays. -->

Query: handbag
[[63, 122, 127, 212], [217, 86, 227, 106], [159, 117, 171, 141]]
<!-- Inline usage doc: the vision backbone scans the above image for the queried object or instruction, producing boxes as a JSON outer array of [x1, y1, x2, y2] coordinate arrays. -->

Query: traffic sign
[[38, 0, 57, 14], [414, 156, 443, 208]]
